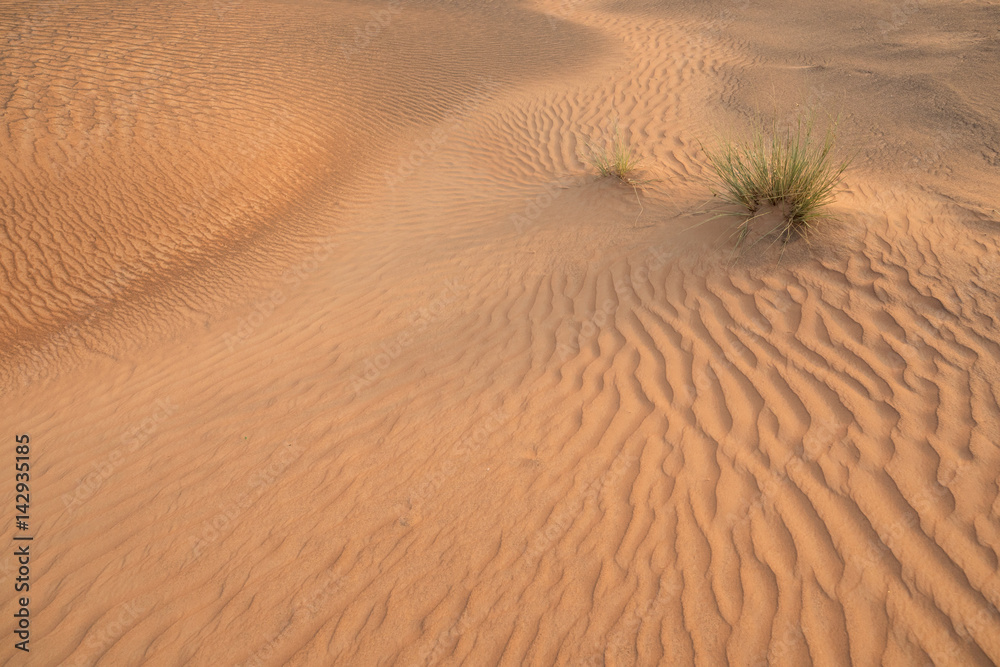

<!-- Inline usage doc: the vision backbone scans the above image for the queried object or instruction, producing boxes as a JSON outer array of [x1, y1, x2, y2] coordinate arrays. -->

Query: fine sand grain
[[2, 0, 999, 665]]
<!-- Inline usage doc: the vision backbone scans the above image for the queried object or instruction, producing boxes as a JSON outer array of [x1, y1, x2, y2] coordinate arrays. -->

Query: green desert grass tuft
[[586, 122, 645, 184], [704, 116, 851, 251]]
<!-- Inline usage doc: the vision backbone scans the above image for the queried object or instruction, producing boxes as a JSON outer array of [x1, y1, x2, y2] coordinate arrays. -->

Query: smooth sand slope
[[2, 0, 999, 665]]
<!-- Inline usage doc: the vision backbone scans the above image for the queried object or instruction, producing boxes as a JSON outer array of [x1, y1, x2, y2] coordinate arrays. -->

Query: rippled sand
[[2, 0, 999, 665]]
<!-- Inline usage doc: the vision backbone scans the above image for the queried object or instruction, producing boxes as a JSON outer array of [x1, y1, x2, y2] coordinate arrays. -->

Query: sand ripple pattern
[[0, 0, 584, 383], [2, 0, 999, 666]]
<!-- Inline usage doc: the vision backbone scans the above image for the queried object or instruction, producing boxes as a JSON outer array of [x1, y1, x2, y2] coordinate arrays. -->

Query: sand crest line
[[385, 76, 500, 192], [223, 237, 339, 352], [577, 572, 684, 665], [189, 439, 305, 561], [3, 0, 1000, 663], [235, 567, 349, 667], [61, 397, 179, 517], [522, 449, 638, 568], [62, 597, 153, 667], [347, 276, 469, 397], [396, 406, 510, 520]]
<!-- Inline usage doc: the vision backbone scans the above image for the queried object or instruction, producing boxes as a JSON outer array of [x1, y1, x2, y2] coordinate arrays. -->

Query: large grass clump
[[586, 123, 644, 184], [704, 117, 850, 249]]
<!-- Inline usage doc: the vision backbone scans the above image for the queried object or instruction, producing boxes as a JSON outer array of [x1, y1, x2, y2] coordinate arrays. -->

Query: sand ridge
[[2, 0, 999, 665]]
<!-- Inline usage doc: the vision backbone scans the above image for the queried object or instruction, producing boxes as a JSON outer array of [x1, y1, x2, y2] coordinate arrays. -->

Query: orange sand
[[2, 0, 999, 665]]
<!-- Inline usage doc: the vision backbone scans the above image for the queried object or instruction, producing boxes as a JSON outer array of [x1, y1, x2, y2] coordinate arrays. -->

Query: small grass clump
[[586, 123, 644, 184], [704, 116, 850, 250]]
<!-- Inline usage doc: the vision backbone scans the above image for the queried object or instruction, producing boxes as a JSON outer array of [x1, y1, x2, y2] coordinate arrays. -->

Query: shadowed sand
[[2, 0, 999, 665]]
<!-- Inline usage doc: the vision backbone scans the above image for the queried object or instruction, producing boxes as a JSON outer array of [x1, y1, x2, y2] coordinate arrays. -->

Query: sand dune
[[2, 0, 999, 665]]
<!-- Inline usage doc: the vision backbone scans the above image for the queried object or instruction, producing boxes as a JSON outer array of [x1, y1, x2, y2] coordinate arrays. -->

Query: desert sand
[[2, 0, 999, 664]]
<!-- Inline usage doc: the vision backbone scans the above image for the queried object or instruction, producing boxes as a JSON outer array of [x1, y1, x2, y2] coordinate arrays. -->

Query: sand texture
[[2, 0, 999, 665]]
